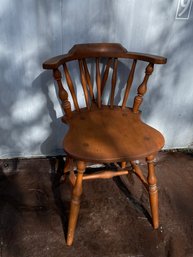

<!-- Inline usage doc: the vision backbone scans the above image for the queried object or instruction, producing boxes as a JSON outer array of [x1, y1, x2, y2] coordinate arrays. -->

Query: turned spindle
[[133, 63, 154, 113], [53, 68, 72, 119]]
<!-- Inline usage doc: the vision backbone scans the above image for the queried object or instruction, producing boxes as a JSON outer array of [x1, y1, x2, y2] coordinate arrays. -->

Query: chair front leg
[[67, 160, 85, 246], [146, 155, 159, 229]]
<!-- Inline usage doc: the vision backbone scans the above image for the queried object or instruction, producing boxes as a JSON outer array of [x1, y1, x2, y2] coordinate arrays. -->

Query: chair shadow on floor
[[49, 157, 153, 244], [49, 156, 70, 241], [113, 175, 152, 225]]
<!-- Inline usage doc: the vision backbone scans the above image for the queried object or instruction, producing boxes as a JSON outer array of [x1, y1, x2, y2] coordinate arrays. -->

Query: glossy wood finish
[[67, 161, 85, 246], [63, 107, 164, 162], [133, 63, 154, 113], [83, 170, 129, 180], [53, 68, 72, 119], [43, 43, 167, 70], [43, 43, 167, 246], [146, 155, 159, 229]]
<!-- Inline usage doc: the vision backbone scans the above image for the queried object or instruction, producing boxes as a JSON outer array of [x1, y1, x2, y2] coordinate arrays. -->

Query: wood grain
[[43, 43, 167, 69], [63, 108, 164, 162]]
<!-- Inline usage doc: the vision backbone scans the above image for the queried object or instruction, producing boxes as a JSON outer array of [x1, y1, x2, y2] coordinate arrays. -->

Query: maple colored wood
[[146, 155, 159, 229], [101, 58, 113, 93], [63, 108, 164, 162], [133, 63, 154, 113], [122, 59, 137, 109], [96, 58, 101, 108], [67, 161, 85, 246], [78, 60, 90, 110], [130, 161, 148, 188], [43, 43, 167, 70], [53, 68, 72, 119], [63, 63, 80, 112], [69, 170, 76, 186], [121, 161, 127, 169], [82, 59, 94, 100], [43, 43, 167, 245], [83, 170, 129, 180], [110, 58, 118, 108]]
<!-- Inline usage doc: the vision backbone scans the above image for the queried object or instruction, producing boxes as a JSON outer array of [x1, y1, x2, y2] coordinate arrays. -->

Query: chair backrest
[[43, 43, 167, 121]]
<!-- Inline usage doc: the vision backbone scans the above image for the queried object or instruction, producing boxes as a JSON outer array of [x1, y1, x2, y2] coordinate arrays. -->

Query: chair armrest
[[126, 52, 167, 64], [42, 51, 167, 70], [42, 53, 73, 69]]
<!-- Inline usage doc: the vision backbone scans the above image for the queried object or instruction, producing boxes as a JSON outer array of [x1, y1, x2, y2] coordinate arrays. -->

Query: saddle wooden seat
[[43, 43, 167, 246], [64, 107, 164, 162]]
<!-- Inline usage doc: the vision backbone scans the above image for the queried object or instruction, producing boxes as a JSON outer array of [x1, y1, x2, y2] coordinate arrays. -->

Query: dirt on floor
[[0, 151, 193, 257]]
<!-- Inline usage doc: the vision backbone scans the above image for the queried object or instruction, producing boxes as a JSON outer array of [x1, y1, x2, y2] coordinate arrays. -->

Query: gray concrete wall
[[0, 0, 193, 158]]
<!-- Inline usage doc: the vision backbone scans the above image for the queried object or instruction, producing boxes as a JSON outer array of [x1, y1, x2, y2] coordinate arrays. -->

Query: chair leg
[[121, 161, 127, 169], [146, 155, 159, 229], [67, 160, 85, 246], [64, 155, 71, 173]]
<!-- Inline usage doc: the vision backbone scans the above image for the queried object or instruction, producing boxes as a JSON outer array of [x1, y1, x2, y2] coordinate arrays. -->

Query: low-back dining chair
[[43, 43, 167, 246]]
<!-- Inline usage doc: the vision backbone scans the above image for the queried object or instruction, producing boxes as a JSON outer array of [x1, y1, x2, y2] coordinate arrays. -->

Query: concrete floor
[[0, 151, 193, 257]]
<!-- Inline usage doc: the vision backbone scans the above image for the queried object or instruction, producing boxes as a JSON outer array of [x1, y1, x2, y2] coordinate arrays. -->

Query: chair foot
[[146, 155, 159, 229], [67, 161, 85, 246]]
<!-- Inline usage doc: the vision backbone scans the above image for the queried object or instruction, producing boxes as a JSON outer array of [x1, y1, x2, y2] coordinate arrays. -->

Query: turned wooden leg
[[146, 155, 159, 229], [67, 160, 85, 246]]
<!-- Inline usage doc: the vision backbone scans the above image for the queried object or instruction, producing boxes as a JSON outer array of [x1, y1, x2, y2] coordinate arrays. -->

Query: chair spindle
[[78, 60, 90, 110], [96, 58, 101, 108], [82, 59, 94, 101], [53, 69, 72, 119], [63, 63, 80, 112], [132, 63, 154, 113], [101, 58, 113, 94], [110, 58, 118, 108], [122, 59, 137, 109]]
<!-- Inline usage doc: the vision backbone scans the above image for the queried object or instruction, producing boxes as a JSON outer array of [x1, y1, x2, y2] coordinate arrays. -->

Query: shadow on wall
[[1, 0, 193, 158], [30, 0, 193, 154], [0, 0, 119, 158], [139, 1, 193, 148], [0, 0, 63, 158], [32, 72, 68, 157]]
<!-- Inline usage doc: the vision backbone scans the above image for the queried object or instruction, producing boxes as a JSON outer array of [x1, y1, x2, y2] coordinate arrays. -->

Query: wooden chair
[[43, 43, 167, 246]]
